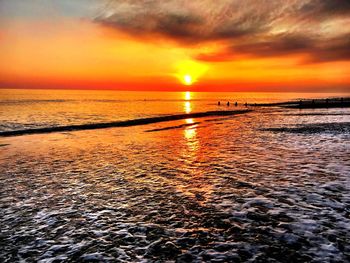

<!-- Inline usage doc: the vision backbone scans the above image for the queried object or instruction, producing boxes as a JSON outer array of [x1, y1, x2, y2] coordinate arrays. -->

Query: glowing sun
[[175, 60, 208, 86], [183, 75, 193, 85]]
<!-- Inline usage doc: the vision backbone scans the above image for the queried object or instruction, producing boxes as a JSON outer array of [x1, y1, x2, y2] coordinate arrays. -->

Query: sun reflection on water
[[184, 101, 192, 114], [184, 91, 191, 100], [183, 91, 192, 113], [184, 118, 198, 148], [184, 126, 197, 141], [185, 118, 194, 124], [179, 119, 214, 204]]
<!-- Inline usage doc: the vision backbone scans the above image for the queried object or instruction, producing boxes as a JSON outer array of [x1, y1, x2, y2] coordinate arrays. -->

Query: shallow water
[[1, 89, 348, 132], [1, 95, 350, 262]]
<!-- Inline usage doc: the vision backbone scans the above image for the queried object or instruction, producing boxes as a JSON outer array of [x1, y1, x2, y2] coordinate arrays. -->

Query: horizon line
[[1, 87, 350, 94]]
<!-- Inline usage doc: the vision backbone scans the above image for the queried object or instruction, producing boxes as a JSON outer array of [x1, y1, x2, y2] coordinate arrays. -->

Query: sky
[[0, 0, 350, 92]]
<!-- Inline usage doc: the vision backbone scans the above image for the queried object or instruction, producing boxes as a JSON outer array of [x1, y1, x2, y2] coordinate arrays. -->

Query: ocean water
[[0, 89, 350, 262], [0, 89, 349, 132]]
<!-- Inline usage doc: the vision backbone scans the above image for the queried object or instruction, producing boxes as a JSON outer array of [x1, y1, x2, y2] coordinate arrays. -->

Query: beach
[[0, 90, 350, 262]]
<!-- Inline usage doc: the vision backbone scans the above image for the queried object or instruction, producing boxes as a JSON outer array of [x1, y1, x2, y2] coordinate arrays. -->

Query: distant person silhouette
[[227, 101, 230, 106], [245, 102, 248, 107], [235, 102, 238, 106], [218, 101, 221, 106]]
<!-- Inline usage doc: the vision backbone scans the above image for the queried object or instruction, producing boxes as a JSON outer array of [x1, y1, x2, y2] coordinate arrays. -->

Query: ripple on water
[[0, 108, 349, 262]]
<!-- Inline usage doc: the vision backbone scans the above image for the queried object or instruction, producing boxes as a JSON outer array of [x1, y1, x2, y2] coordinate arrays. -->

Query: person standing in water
[[227, 101, 230, 106]]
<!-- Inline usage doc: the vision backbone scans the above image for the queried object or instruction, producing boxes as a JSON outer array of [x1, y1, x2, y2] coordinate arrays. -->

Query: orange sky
[[0, 0, 349, 92]]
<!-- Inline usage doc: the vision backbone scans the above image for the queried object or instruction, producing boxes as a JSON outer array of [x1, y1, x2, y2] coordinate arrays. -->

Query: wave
[[145, 122, 200, 132], [0, 110, 251, 137], [0, 98, 221, 105], [0, 99, 71, 105], [262, 122, 350, 134], [284, 113, 350, 116]]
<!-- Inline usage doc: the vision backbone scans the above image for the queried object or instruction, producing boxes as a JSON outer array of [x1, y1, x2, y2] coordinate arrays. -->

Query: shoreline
[[0, 109, 251, 137], [247, 97, 350, 108], [1, 97, 349, 138]]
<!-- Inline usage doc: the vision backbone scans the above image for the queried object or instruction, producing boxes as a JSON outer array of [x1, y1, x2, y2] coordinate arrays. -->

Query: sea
[[0, 89, 349, 262]]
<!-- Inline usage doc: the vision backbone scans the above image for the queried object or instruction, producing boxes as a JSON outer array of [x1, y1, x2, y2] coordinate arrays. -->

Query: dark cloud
[[310, 34, 350, 62], [100, 12, 203, 41], [95, 0, 276, 42], [241, 33, 350, 63], [298, 0, 350, 19], [233, 34, 315, 57], [96, 0, 350, 62], [196, 34, 350, 63]]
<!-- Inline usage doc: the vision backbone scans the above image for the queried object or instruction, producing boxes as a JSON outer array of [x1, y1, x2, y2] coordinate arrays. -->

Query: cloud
[[227, 33, 350, 63], [95, 0, 350, 62], [298, 0, 350, 19], [95, 0, 279, 41]]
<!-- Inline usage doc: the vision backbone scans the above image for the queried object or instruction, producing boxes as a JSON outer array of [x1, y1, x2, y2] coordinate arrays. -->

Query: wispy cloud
[[95, 0, 350, 62]]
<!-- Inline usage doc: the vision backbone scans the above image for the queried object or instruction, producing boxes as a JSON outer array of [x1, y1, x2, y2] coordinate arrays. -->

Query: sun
[[175, 60, 208, 86], [183, 75, 193, 85]]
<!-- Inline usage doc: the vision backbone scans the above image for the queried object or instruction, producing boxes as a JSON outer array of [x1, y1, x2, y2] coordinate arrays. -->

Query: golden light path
[[184, 102, 192, 114], [184, 91, 192, 114]]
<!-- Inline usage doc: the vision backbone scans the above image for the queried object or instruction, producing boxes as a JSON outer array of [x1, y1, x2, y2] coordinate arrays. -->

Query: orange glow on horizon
[[0, 17, 349, 92]]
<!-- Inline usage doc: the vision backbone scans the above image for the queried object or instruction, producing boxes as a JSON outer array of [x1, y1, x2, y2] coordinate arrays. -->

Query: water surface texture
[[0, 90, 350, 262], [1, 89, 348, 132]]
